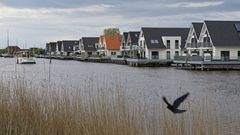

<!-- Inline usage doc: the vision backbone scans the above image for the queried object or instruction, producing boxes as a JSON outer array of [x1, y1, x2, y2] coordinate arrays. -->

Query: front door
[[221, 51, 230, 61]]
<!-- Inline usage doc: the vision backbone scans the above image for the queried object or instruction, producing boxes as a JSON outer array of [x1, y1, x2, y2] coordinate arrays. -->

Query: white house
[[185, 22, 203, 56], [186, 21, 240, 61], [138, 27, 189, 60]]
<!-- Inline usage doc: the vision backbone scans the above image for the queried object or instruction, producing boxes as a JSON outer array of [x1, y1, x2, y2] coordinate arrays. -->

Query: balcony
[[186, 43, 198, 48], [198, 42, 212, 48], [120, 45, 131, 51]]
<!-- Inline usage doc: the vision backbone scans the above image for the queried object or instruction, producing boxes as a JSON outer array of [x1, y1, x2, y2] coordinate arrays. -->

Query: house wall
[[213, 47, 240, 60]]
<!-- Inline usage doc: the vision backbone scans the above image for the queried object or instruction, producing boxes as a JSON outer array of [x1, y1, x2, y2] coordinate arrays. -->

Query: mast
[[7, 30, 9, 55]]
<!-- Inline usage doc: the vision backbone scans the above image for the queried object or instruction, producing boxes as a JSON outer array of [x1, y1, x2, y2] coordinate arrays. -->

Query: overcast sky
[[0, 0, 240, 48]]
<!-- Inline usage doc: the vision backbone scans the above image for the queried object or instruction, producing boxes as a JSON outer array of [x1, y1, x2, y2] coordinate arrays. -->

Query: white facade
[[139, 32, 182, 60]]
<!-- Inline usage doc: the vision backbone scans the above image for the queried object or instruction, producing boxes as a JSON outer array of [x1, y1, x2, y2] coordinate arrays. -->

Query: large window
[[175, 51, 179, 56], [166, 51, 171, 60], [152, 51, 159, 59], [175, 40, 179, 49], [166, 40, 170, 49], [221, 51, 230, 61]]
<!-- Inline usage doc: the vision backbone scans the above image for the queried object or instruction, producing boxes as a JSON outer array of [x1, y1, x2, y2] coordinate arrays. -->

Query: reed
[[0, 80, 222, 135]]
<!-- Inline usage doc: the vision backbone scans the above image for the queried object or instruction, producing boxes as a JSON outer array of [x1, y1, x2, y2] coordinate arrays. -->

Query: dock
[[174, 56, 240, 70]]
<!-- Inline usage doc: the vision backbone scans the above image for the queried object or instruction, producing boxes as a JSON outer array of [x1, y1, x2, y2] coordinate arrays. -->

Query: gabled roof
[[142, 27, 189, 49], [62, 40, 79, 52], [205, 20, 240, 47], [192, 22, 203, 39], [82, 37, 99, 51], [129, 31, 140, 45], [121, 32, 128, 45], [103, 34, 121, 50]]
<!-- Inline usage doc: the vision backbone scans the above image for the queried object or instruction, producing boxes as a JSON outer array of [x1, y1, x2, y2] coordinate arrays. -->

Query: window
[[238, 51, 240, 60], [152, 51, 159, 59], [175, 40, 179, 49], [166, 51, 171, 60], [111, 52, 116, 56], [151, 40, 155, 44], [175, 51, 179, 56], [166, 40, 170, 49], [151, 39, 159, 44]]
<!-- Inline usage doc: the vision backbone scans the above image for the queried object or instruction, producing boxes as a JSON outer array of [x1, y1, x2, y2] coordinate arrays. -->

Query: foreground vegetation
[[0, 80, 222, 135]]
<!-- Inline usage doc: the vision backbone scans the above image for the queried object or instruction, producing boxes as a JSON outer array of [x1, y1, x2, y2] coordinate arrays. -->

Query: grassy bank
[[0, 80, 221, 135]]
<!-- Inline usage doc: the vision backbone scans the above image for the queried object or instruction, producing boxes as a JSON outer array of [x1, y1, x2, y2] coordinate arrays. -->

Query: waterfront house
[[185, 21, 240, 61], [97, 33, 121, 57], [80, 37, 99, 56], [185, 22, 203, 56], [61, 40, 79, 56], [138, 27, 189, 60], [45, 42, 57, 56]]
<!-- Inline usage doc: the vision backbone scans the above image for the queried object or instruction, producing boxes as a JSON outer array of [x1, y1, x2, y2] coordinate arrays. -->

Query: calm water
[[0, 57, 240, 133]]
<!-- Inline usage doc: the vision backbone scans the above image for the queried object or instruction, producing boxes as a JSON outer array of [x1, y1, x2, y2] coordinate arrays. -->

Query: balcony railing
[[186, 42, 212, 48], [198, 42, 212, 48], [121, 45, 131, 50], [186, 43, 198, 48]]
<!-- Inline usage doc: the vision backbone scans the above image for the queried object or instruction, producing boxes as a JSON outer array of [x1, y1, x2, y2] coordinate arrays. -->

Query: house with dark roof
[[97, 33, 121, 57], [80, 37, 99, 56], [61, 40, 79, 56], [5, 46, 21, 55], [139, 27, 189, 60], [186, 20, 240, 61], [185, 22, 203, 55], [120, 31, 140, 58], [45, 42, 57, 55]]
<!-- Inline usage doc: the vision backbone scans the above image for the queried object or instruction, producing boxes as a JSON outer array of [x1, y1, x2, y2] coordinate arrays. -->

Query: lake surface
[[0, 57, 240, 134]]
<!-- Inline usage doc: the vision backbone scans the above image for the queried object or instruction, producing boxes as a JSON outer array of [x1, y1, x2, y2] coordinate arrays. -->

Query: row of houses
[[46, 20, 240, 62]]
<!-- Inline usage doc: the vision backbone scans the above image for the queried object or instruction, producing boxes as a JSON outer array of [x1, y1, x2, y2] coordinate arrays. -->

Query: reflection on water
[[0, 58, 240, 133]]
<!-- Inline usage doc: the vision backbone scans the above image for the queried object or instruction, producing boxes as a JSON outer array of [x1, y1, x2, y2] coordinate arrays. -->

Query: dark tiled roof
[[82, 37, 99, 51], [205, 20, 240, 47], [57, 41, 62, 51], [142, 27, 189, 49], [129, 31, 140, 45], [62, 40, 79, 52], [192, 22, 203, 39]]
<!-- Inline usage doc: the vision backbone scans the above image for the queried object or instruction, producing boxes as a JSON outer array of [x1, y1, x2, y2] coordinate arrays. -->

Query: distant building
[[80, 37, 99, 56], [97, 33, 121, 57], [5, 46, 21, 55], [45, 42, 57, 55], [61, 40, 79, 56]]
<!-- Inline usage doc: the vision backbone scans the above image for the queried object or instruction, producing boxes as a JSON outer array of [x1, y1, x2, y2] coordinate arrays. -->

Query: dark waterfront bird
[[162, 92, 189, 114]]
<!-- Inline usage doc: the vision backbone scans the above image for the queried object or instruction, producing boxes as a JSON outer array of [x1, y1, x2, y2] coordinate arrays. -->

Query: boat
[[16, 51, 36, 64]]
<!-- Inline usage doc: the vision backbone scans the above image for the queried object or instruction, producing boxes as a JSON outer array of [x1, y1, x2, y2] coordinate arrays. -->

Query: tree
[[103, 28, 120, 35]]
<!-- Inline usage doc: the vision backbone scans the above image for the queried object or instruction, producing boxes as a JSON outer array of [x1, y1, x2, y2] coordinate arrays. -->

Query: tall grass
[[0, 80, 222, 135]]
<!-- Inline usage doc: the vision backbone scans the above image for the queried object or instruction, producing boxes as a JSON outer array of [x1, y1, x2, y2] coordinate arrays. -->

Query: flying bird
[[162, 92, 189, 114]]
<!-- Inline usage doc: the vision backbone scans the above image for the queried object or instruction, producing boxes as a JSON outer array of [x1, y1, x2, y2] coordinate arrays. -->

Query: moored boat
[[16, 51, 36, 64]]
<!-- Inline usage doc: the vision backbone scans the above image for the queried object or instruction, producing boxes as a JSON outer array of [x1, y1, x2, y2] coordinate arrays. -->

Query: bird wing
[[162, 96, 171, 106], [173, 92, 189, 108]]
